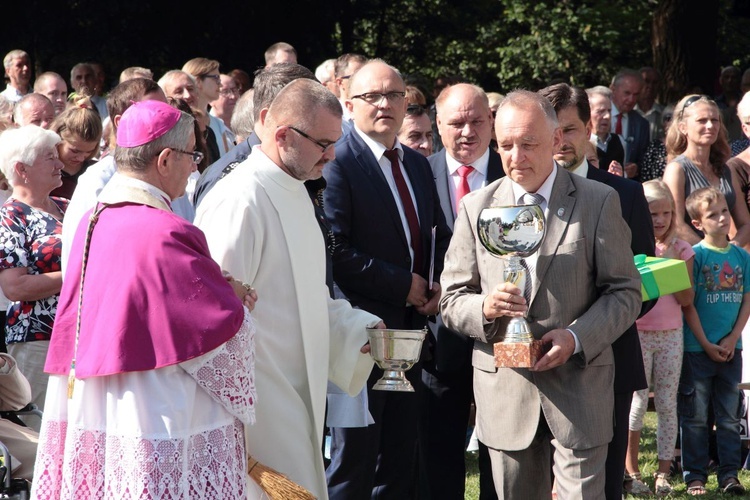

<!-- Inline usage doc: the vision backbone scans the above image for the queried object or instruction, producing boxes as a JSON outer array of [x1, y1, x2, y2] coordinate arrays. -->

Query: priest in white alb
[[32, 100, 258, 499], [195, 79, 383, 499]]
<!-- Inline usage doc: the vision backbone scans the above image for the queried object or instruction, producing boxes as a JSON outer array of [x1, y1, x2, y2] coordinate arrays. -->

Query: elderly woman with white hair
[[0, 125, 66, 427]]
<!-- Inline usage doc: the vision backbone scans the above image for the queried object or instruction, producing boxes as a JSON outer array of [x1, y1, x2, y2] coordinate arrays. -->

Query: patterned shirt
[[0, 197, 68, 343], [640, 140, 667, 182]]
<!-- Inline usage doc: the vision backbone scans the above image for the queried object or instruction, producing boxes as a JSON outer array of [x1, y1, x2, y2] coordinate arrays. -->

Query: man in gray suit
[[439, 90, 642, 498], [421, 83, 503, 500]]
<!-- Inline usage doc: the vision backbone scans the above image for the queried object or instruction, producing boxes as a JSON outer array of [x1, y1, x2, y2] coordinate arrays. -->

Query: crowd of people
[[0, 41, 749, 499]]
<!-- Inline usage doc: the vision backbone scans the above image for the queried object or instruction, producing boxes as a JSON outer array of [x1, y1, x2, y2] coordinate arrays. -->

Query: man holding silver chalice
[[439, 90, 641, 499]]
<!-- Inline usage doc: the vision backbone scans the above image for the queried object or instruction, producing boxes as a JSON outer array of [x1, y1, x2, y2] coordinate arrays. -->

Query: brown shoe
[[720, 476, 746, 495]]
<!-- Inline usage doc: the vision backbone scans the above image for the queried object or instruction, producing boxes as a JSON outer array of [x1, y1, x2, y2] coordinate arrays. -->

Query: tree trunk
[[652, 0, 719, 104]]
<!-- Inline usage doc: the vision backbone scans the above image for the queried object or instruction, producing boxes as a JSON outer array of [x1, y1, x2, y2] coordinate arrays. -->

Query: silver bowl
[[367, 328, 426, 392]]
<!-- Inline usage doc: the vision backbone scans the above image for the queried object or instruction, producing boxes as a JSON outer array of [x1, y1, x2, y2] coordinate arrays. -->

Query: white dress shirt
[[446, 148, 490, 217], [354, 125, 420, 270], [509, 164, 582, 353]]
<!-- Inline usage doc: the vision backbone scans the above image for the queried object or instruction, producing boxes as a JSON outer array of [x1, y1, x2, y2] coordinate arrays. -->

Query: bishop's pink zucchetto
[[116, 100, 181, 148]]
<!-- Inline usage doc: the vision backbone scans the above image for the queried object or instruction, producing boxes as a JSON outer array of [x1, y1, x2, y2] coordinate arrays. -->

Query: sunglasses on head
[[678, 95, 714, 119]]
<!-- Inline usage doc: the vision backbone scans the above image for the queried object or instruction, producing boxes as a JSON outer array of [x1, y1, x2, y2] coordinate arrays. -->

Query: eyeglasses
[[171, 148, 204, 164], [287, 126, 335, 154], [678, 95, 714, 119], [219, 88, 239, 97], [351, 92, 406, 105], [200, 74, 221, 84]]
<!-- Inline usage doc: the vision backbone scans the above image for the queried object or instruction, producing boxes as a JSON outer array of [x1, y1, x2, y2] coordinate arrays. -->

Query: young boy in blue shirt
[[681, 186, 750, 495]]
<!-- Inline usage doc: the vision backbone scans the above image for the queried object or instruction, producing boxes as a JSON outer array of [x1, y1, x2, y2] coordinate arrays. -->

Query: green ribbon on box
[[634, 254, 669, 301]]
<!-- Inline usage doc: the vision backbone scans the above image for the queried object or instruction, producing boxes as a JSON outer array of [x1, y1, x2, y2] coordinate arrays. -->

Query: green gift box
[[634, 254, 691, 301]]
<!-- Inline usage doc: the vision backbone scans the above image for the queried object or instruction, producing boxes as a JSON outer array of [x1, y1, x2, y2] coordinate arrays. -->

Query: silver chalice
[[477, 204, 545, 343], [367, 328, 426, 392]]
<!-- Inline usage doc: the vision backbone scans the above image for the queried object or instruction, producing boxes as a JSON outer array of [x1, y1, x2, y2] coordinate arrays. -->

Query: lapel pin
[[557, 207, 565, 217]]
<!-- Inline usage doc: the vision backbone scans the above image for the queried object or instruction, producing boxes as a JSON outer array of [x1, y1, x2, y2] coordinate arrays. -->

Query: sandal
[[720, 476, 746, 495], [653, 472, 672, 496], [686, 479, 706, 496], [623, 472, 653, 495]]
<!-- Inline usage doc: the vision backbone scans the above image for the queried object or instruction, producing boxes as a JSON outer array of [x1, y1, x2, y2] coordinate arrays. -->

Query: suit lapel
[[349, 132, 410, 248], [532, 169, 576, 302], [430, 151, 455, 231], [402, 150, 429, 229], [487, 150, 504, 183], [491, 175, 515, 205]]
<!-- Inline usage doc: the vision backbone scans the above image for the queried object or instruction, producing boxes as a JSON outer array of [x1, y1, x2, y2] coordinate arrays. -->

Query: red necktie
[[384, 149, 423, 273], [615, 113, 623, 135], [455, 165, 474, 212]]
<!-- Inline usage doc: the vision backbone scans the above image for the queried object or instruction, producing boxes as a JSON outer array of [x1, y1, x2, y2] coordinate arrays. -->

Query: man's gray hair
[[115, 111, 195, 171], [231, 89, 254, 142], [4, 50, 28, 71], [586, 85, 612, 100], [497, 89, 559, 130], [610, 68, 643, 88]]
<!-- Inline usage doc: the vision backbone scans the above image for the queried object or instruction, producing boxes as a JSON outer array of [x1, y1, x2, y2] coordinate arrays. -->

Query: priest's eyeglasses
[[287, 126, 335, 154], [171, 148, 205, 164]]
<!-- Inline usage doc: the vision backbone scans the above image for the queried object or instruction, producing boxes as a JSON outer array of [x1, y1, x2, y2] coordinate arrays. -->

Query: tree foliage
[[2, 0, 748, 101], [333, 0, 653, 94]]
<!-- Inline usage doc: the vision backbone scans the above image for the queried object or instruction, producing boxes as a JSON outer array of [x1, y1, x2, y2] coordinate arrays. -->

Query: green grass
[[463, 412, 750, 498]]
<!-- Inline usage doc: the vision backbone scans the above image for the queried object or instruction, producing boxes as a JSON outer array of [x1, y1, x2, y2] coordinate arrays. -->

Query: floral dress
[[0, 197, 68, 345]]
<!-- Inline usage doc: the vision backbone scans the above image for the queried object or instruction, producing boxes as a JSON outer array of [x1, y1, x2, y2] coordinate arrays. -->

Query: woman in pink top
[[625, 180, 696, 496]]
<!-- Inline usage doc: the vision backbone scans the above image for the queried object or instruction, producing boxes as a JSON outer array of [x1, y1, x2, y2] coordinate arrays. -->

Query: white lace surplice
[[32, 311, 255, 500]]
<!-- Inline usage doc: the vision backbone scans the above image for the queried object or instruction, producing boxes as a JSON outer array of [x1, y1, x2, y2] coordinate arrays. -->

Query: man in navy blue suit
[[610, 69, 650, 182], [422, 82, 503, 500], [323, 59, 452, 499], [539, 83, 655, 500]]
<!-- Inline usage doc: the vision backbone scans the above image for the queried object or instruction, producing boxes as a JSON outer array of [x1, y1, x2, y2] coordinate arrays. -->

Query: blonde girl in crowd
[[48, 95, 102, 199], [624, 180, 696, 496]]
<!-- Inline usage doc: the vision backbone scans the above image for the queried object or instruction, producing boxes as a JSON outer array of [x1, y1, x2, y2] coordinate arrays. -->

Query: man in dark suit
[[610, 69, 650, 182], [539, 83, 656, 500], [422, 82, 503, 500], [587, 86, 625, 172], [323, 59, 452, 499]]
